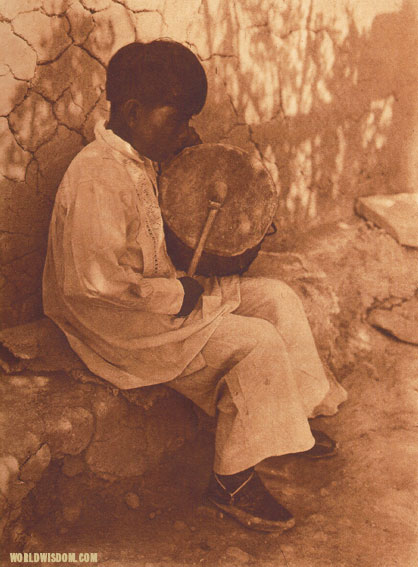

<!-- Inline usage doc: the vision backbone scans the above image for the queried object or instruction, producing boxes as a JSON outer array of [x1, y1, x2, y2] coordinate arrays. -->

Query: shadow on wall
[[192, 0, 418, 230], [0, 0, 417, 328]]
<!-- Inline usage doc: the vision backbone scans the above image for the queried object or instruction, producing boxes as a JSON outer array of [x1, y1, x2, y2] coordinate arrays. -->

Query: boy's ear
[[121, 99, 142, 128]]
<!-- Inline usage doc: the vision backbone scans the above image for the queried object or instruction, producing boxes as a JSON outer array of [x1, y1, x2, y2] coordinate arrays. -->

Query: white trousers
[[168, 278, 338, 475]]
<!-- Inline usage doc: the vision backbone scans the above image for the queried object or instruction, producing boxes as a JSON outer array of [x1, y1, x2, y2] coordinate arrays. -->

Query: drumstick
[[187, 181, 228, 277]]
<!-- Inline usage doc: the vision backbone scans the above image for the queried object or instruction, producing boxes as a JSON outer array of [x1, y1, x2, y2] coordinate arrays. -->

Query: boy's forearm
[[128, 276, 186, 315]]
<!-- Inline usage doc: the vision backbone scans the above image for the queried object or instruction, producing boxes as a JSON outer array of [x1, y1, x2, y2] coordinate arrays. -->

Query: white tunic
[[43, 121, 240, 389]]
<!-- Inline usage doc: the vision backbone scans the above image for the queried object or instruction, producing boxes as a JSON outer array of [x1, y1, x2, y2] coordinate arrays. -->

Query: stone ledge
[[0, 322, 199, 541]]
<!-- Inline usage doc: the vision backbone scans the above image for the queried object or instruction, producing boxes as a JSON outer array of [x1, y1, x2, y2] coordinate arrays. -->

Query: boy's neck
[[106, 110, 153, 161], [107, 113, 130, 145]]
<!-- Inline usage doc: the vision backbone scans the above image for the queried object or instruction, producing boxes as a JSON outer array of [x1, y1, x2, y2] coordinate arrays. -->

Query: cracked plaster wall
[[1, 0, 418, 329]]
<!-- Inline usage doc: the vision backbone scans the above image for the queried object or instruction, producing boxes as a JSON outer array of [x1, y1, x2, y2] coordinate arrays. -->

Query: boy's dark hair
[[106, 40, 207, 116]]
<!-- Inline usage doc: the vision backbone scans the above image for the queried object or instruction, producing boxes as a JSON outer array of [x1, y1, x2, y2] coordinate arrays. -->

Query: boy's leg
[[167, 278, 345, 530], [235, 277, 347, 417], [168, 312, 315, 476]]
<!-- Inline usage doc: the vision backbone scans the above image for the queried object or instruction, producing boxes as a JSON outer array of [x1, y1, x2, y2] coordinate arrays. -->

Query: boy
[[43, 40, 346, 532]]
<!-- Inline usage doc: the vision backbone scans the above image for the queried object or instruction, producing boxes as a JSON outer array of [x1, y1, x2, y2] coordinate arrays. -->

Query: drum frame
[[163, 222, 262, 276]]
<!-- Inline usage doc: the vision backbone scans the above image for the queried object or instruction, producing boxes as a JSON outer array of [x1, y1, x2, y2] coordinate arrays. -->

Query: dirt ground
[[5, 324, 416, 567]]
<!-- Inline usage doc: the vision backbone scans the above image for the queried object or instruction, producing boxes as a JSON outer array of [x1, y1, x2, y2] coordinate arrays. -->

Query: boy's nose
[[177, 126, 202, 150], [185, 126, 202, 145]]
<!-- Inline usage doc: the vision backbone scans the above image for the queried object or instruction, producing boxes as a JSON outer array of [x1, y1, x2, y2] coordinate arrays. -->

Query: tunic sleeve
[[61, 178, 184, 315]]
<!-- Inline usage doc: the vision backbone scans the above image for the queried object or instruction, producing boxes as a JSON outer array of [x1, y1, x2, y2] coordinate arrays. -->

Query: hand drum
[[158, 143, 278, 276]]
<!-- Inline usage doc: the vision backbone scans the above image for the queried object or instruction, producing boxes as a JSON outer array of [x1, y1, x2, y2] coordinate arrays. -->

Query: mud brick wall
[[1, 0, 418, 328]]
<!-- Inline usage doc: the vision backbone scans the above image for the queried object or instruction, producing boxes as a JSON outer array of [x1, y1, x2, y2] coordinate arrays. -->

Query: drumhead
[[158, 143, 278, 257]]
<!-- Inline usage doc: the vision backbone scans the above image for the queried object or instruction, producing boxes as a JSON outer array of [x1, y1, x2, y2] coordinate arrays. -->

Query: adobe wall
[[1, 0, 418, 328]]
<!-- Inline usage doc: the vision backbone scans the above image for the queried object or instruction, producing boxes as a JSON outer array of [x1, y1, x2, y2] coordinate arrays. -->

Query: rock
[[2, 370, 201, 544], [173, 520, 188, 531], [87, 388, 195, 479], [85, 392, 149, 479], [327, 525, 338, 534], [0, 22, 37, 80], [45, 407, 94, 456], [199, 540, 211, 551], [9, 91, 57, 152], [196, 506, 218, 518], [312, 532, 328, 542], [8, 522, 27, 547], [0, 317, 84, 374], [62, 502, 82, 523], [124, 492, 140, 510], [0, 455, 19, 496], [85, 423, 148, 479], [308, 513, 326, 523], [19, 444, 51, 483], [367, 296, 418, 345], [12, 11, 71, 63], [62, 455, 85, 478], [280, 544, 294, 554], [0, 364, 199, 540], [356, 194, 418, 248], [225, 546, 251, 563], [0, 492, 8, 524]]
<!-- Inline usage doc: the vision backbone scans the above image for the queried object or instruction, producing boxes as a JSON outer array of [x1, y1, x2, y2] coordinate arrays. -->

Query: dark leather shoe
[[206, 471, 295, 532]]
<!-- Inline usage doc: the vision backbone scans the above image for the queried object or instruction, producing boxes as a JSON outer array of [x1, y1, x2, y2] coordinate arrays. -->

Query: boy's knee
[[260, 279, 304, 314], [247, 317, 282, 346]]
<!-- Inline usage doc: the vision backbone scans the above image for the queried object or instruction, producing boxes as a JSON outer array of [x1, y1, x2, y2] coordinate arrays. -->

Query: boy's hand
[[175, 276, 204, 317]]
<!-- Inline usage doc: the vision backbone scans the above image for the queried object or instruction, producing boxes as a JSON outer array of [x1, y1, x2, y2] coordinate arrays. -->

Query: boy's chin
[[155, 149, 180, 164], [142, 149, 169, 163], [146, 145, 178, 163], [155, 153, 173, 164]]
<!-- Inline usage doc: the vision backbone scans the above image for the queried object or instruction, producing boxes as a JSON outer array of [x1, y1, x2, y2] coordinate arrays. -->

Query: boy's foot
[[298, 429, 337, 459], [206, 470, 295, 532]]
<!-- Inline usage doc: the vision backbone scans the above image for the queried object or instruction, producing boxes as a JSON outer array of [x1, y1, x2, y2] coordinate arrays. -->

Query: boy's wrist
[[175, 276, 204, 317]]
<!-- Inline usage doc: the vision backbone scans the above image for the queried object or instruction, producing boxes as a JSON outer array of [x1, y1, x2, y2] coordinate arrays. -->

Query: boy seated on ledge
[[43, 40, 347, 532]]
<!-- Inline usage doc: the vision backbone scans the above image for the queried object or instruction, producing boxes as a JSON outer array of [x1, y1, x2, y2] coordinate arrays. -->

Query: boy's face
[[129, 104, 198, 162]]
